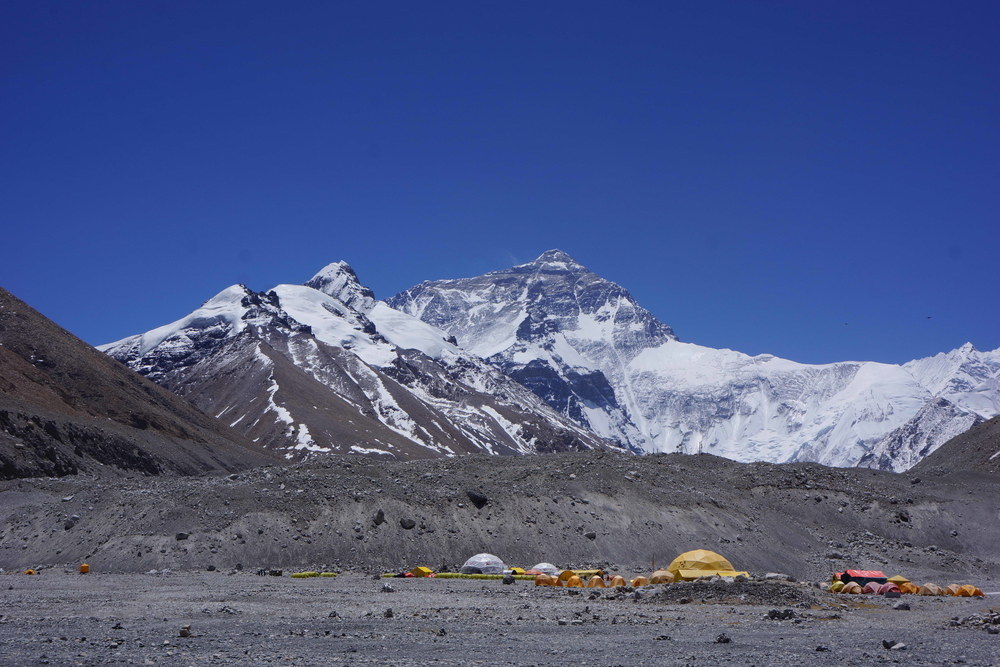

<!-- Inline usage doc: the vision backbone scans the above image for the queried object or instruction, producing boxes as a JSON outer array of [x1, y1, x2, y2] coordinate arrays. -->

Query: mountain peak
[[305, 261, 376, 313], [523, 249, 585, 270]]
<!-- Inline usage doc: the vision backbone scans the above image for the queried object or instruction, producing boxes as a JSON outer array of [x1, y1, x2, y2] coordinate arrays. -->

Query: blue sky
[[2, 1, 997, 364]]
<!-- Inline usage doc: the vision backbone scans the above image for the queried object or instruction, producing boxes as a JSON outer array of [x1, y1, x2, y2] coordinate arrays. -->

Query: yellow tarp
[[410, 566, 433, 578]]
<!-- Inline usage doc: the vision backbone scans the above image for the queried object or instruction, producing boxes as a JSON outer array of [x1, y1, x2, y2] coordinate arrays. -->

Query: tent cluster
[[830, 572, 984, 597]]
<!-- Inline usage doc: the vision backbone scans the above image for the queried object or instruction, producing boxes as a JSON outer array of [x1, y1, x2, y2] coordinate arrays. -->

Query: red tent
[[862, 581, 882, 594], [877, 583, 901, 595]]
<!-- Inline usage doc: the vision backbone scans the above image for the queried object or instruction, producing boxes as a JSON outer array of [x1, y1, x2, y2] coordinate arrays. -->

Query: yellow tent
[[946, 584, 962, 596], [899, 582, 919, 595], [586, 575, 606, 588], [508, 567, 525, 575], [557, 570, 577, 584], [609, 575, 627, 587], [565, 575, 584, 588], [667, 550, 746, 581], [410, 566, 433, 578], [631, 576, 649, 587], [887, 575, 910, 584], [829, 580, 845, 593], [650, 569, 675, 585]]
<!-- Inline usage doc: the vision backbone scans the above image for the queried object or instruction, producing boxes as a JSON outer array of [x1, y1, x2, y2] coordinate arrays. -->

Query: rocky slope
[[0, 287, 275, 479], [101, 264, 616, 460], [389, 251, 1000, 470], [911, 414, 1000, 475], [2, 450, 997, 583]]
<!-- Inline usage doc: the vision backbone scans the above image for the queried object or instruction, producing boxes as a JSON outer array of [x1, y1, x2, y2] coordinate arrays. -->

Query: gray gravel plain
[[1, 571, 997, 665]]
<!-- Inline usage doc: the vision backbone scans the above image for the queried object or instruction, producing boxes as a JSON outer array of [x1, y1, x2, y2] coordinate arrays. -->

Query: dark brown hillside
[[911, 414, 1000, 475], [0, 287, 277, 478]]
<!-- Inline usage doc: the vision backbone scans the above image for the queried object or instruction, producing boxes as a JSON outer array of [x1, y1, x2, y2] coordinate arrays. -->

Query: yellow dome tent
[[586, 575, 606, 588], [666, 549, 747, 581]]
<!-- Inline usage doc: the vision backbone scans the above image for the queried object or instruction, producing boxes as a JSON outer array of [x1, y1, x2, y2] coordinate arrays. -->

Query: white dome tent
[[459, 553, 505, 575], [528, 562, 560, 576]]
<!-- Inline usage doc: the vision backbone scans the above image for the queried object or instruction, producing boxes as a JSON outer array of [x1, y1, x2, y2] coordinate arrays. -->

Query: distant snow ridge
[[101, 263, 616, 460], [389, 250, 1000, 471]]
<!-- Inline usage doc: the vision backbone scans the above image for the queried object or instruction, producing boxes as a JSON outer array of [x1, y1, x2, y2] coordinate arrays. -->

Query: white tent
[[460, 553, 505, 575], [528, 562, 560, 576]]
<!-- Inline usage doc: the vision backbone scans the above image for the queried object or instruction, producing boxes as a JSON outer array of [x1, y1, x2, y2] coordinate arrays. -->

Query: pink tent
[[862, 581, 882, 595], [877, 583, 901, 595]]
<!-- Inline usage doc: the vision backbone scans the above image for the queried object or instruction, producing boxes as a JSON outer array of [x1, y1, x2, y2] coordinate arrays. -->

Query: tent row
[[830, 580, 985, 597]]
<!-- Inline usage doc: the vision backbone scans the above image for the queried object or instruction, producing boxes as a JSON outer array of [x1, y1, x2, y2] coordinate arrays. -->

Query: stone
[[466, 489, 488, 509], [373, 509, 385, 526], [892, 602, 910, 611], [175, 532, 189, 541], [384, 608, 393, 618], [381, 583, 395, 593], [715, 633, 731, 644], [584, 532, 597, 540], [502, 574, 515, 585], [399, 518, 416, 530]]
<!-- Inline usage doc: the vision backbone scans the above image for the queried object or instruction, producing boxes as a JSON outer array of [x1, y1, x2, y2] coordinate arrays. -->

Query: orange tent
[[946, 584, 962, 596], [586, 576, 606, 588], [631, 576, 649, 587], [899, 582, 919, 595], [957, 585, 984, 597], [565, 575, 584, 588], [918, 583, 943, 596], [534, 574, 555, 587], [609, 575, 627, 587]]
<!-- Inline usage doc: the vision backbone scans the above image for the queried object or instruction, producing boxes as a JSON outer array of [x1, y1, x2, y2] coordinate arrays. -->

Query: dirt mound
[[639, 580, 830, 607]]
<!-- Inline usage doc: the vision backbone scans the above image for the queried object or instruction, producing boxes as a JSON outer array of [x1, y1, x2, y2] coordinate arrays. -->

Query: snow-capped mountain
[[100, 262, 616, 460], [389, 250, 1000, 470]]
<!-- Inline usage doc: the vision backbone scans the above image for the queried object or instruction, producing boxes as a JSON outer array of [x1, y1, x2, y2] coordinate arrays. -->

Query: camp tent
[[587, 575, 606, 588], [557, 570, 577, 584], [609, 575, 627, 587], [957, 585, 984, 598], [632, 576, 649, 587], [862, 582, 882, 595], [918, 583, 943, 596], [460, 553, 505, 575], [899, 582, 919, 595], [527, 562, 560, 576], [946, 584, 962, 596], [534, 574, 555, 587], [887, 575, 910, 585], [667, 550, 746, 581], [650, 570, 675, 585], [565, 575, 583, 588], [841, 582, 863, 594], [829, 580, 845, 593], [877, 583, 901, 595], [838, 570, 887, 587]]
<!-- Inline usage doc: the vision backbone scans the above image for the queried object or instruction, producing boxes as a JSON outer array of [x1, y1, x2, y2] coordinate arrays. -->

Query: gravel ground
[[1, 571, 997, 665]]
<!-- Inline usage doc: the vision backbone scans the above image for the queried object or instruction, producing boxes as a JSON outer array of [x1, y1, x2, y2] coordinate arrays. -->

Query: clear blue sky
[[2, 1, 997, 364]]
